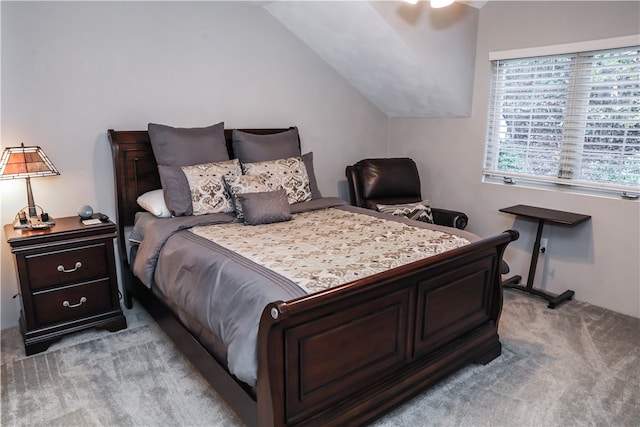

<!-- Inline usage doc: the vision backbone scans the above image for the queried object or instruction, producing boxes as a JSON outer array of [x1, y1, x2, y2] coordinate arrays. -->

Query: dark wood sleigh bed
[[108, 127, 518, 427]]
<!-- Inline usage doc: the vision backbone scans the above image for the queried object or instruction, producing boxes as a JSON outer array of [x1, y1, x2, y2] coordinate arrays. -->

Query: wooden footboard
[[257, 230, 517, 426]]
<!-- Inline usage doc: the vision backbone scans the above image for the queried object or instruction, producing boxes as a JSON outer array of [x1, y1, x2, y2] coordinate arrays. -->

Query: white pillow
[[137, 189, 171, 218]]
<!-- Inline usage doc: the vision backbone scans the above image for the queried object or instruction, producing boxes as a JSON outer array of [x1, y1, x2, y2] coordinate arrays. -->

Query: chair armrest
[[345, 165, 365, 207], [431, 207, 468, 230]]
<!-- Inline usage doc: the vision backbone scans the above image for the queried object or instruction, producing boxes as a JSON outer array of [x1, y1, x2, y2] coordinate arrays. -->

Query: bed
[[108, 125, 518, 427]]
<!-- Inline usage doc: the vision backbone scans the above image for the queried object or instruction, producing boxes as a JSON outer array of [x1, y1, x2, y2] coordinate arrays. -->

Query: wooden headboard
[[107, 127, 295, 269], [108, 128, 295, 227]]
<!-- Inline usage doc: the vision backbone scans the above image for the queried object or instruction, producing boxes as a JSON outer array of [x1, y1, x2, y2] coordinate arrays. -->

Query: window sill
[[482, 175, 639, 202]]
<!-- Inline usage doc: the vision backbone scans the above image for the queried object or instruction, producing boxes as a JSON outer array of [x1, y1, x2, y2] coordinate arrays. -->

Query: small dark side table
[[499, 204, 591, 309]]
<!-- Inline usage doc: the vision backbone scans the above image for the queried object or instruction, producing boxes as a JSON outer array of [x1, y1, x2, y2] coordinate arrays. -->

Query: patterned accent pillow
[[180, 159, 241, 215], [376, 201, 434, 224], [237, 190, 292, 225], [241, 157, 312, 204], [224, 174, 279, 218]]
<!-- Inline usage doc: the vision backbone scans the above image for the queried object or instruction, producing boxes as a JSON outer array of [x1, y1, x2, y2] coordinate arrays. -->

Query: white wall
[[370, 0, 479, 117], [389, 1, 640, 317], [3, 1, 637, 330], [0, 1, 388, 329]]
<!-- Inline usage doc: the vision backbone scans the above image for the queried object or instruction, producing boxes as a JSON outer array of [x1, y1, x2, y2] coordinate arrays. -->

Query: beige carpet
[[2, 290, 639, 426]]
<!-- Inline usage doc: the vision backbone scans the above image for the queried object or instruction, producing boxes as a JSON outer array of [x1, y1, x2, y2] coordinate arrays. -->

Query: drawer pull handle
[[63, 297, 87, 308], [57, 262, 82, 273]]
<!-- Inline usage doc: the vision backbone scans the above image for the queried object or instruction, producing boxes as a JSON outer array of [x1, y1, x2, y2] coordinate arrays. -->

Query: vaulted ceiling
[[263, 1, 482, 118]]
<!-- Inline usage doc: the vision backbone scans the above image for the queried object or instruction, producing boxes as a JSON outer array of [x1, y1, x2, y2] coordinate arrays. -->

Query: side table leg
[[502, 220, 543, 291], [502, 274, 522, 287], [502, 219, 574, 309], [524, 219, 545, 290], [547, 290, 575, 309]]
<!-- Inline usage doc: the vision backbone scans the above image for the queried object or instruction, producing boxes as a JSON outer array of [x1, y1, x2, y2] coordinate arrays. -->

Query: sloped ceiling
[[263, 1, 480, 118]]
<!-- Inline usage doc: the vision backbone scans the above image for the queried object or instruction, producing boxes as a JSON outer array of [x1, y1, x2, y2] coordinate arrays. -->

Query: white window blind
[[484, 44, 640, 193]]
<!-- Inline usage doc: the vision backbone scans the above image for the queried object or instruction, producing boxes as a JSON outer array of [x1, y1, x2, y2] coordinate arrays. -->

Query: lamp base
[[13, 207, 55, 230]]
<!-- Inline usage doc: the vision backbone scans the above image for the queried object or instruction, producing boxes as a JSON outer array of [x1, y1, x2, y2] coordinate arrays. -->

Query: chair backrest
[[346, 158, 422, 210]]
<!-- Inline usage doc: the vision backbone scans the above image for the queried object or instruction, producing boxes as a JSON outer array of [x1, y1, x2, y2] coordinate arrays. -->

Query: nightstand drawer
[[26, 243, 110, 290], [32, 279, 113, 326]]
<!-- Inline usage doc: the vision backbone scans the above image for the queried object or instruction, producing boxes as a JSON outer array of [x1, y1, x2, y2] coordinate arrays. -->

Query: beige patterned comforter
[[189, 207, 471, 294]]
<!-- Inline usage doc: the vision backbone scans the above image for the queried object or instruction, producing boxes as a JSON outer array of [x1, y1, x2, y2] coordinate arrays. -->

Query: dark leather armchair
[[346, 158, 469, 230]]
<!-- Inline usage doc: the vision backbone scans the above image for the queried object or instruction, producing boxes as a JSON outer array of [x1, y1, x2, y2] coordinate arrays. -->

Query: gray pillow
[[158, 165, 193, 216], [232, 128, 300, 164], [148, 122, 228, 166], [302, 152, 322, 200], [237, 190, 292, 225]]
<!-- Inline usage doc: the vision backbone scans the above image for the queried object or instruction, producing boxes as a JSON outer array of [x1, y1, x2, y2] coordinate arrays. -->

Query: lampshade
[[0, 143, 60, 179], [431, 0, 455, 8], [0, 143, 59, 227]]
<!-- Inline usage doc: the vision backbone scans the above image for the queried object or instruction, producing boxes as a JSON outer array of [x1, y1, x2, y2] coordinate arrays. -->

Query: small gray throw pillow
[[237, 189, 292, 225]]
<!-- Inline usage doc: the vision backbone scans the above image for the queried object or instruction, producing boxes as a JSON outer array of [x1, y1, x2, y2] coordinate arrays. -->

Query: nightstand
[[4, 215, 127, 355]]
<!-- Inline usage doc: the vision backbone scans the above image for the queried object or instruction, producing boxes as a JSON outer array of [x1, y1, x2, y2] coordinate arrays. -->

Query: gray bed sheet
[[131, 197, 479, 387]]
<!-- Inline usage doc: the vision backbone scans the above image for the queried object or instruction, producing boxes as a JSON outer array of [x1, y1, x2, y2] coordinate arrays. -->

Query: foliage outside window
[[484, 44, 640, 194]]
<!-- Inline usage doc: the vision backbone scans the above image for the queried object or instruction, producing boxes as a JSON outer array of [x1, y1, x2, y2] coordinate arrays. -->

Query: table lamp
[[0, 143, 60, 229]]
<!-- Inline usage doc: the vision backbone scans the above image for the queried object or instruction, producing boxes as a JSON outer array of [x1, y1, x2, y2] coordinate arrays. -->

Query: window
[[484, 41, 640, 194]]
